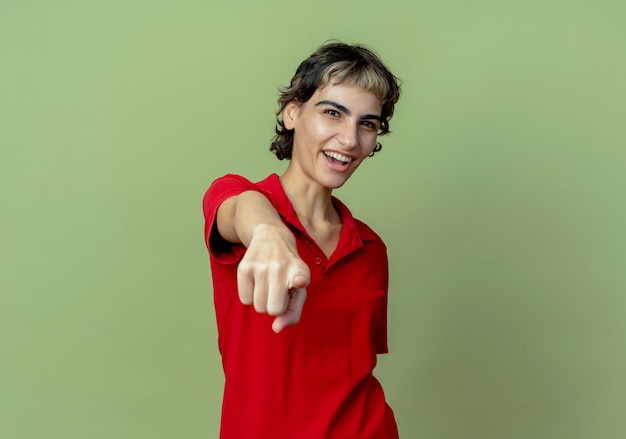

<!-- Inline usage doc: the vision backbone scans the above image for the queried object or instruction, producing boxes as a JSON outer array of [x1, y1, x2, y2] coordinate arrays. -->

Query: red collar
[[255, 174, 379, 265]]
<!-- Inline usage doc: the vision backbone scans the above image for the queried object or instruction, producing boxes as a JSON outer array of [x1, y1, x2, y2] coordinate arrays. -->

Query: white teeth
[[324, 151, 352, 163]]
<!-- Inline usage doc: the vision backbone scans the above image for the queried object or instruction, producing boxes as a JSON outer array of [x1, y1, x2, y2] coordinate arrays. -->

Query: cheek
[[361, 134, 378, 155], [297, 119, 332, 145], [313, 121, 337, 140]]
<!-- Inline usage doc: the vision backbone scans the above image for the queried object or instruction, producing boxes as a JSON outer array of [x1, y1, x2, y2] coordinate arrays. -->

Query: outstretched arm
[[216, 190, 310, 333]]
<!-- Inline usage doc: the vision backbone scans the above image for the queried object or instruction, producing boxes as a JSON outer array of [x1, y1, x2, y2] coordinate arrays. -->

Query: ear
[[282, 100, 300, 130]]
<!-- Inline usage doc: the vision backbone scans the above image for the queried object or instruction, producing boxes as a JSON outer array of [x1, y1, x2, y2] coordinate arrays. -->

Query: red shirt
[[203, 174, 398, 439]]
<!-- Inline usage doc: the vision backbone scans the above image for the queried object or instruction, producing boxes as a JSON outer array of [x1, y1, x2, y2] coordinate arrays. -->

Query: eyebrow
[[315, 100, 382, 122]]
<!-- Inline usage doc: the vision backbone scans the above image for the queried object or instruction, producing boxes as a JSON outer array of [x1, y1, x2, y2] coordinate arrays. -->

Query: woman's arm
[[216, 190, 310, 333]]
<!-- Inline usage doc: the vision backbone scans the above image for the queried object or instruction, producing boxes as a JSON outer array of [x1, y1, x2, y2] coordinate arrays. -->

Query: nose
[[337, 121, 358, 149]]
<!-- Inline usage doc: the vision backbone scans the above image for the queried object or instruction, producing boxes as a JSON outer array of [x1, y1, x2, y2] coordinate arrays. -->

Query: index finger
[[272, 287, 307, 333]]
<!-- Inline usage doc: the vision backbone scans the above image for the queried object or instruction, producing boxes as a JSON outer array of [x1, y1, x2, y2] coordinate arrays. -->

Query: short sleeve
[[202, 174, 262, 264]]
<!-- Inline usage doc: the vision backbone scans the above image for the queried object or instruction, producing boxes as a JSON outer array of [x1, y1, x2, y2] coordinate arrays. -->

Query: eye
[[361, 120, 379, 131], [324, 109, 340, 117]]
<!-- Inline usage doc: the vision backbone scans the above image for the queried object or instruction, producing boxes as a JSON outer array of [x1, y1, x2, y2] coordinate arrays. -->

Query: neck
[[279, 168, 339, 225], [279, 167, 343, 259]]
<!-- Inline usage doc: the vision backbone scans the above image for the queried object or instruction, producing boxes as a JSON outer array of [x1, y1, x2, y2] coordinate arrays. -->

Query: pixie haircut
[[270, 42, 401, 160]]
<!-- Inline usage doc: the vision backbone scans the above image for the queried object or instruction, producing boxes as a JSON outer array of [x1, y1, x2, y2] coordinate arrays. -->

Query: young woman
[[203, 42, 401, 438]]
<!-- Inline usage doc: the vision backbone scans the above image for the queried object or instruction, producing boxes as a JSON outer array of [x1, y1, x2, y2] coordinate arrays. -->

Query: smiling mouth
[[323, 151, 352, 165]]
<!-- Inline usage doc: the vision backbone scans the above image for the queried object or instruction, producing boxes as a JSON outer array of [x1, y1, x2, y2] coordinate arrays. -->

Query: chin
[[322, 177, 350, 190], [317, 168, 357, 190]]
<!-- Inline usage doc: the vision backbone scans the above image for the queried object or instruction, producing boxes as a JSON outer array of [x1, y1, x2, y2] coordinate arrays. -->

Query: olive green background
[[2, 1, 625, 438]]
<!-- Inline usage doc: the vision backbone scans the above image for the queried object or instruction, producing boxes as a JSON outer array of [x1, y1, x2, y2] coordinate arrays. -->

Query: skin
[[216, 82, 383, 333]]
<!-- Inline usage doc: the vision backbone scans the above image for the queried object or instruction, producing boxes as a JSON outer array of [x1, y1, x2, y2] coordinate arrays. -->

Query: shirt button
[[315, 257, 322, 265]]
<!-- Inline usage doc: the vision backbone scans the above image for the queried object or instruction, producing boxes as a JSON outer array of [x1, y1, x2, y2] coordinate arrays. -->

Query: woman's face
[[283, 82, 383, 190]]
